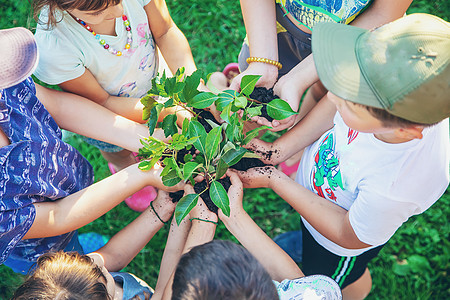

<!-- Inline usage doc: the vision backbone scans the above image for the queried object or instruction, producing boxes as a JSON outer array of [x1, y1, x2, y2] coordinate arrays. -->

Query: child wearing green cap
[[238, 13, 450, 299]]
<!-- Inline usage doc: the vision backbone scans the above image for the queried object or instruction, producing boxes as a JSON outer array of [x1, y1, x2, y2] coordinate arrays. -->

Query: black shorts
[[301, 222, 384, 289]]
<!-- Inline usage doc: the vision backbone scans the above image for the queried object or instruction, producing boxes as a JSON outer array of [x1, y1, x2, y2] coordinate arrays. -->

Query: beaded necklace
[[75, 15, 132, 56]]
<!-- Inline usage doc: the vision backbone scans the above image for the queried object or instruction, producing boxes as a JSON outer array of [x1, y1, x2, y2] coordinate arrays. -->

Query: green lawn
[[0, 1, 449, 299]]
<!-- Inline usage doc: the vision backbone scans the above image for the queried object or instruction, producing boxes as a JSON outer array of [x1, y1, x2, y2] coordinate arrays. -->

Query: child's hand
[[144, 164, 185, 192], [244, 138, 279, 165], [229, 62, 278, 92], [185, 184, 218, 224], [149, 190, 177, 223], [218, 171, 245, 221], [237, 166, 280, 189]]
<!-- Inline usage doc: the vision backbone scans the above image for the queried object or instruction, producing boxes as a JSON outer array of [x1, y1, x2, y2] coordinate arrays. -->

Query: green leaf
[[266, 99, 298, 120], [138, 160, 154, 171], [140, 95, 158, 120], [181, 118, 190, 136], [163, 157, 183, 179], [393, 261, 411, 276], [175, 194, 199, 225], [246, 105, 262, 118], [242, 125, 270, 145], [188, 120, 207, 155], [408, 255, 432, 273], [220, 103, 232, 124], [215, 90, 238, 111], [147, 104, 163, 136], [189, 92, 218, 109], [162, 169, 182, 187], [209, 181, 230, 216], [162, 114, 178, 138], [164, 76, 184, 95], [222, 147, 248, 166], [183, 153, 193, 163], [234, 96, 248, 108], [205, 126, 223, 160], [240, 75, 261, 96], [183, 70, 202, 102], [215, 158, 229, 180], [183, 162, 200, 181]]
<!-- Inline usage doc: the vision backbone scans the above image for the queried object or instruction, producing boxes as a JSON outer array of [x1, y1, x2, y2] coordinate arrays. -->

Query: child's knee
[[342, 268, 372, 300]]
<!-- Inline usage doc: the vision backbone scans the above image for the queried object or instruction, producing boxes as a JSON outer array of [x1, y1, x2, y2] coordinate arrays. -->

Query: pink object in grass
[[108, 163, 157, 212]]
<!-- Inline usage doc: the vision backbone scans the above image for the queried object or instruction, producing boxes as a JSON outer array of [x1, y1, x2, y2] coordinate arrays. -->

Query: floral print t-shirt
[[34, 0, 158, 98]]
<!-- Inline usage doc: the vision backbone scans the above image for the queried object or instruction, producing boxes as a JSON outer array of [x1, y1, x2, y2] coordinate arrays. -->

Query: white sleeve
[[349, 190, 422, 246], [34, 29, 86, 85]]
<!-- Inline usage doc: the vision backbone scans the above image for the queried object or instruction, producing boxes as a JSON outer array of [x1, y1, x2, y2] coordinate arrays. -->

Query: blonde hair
[[33, 0, 121, 28], [12, 251, 111, 300]]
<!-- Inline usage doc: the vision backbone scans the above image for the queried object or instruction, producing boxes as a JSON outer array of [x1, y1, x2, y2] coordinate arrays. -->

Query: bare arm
[[249, 95, 336, 165], [96, 191, 176, 272], [58, 69, 148, 124], [24, 164, 182, 239], [145, 0, 197, 76], [35, 83, 168, 151], [238, 167, 370, 249], [229, 0, 278, 91], [219, 172, 303, 282]]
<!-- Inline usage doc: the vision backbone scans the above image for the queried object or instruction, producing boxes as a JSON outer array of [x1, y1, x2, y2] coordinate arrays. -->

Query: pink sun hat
[[0, 27, 39, 89]]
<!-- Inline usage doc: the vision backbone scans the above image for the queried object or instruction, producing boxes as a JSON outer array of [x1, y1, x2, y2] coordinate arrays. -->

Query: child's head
[[0, 27, 38, 90], [172, 240, 279, 300], [33, 0, 122, 28], [312, 13, 450, 127], [12, 251, 111, 300]]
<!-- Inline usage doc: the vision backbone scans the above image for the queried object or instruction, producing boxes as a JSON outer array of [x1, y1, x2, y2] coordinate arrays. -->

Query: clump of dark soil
[[193, 108, 221, 133], [230, 157, 268, 171], [248, 87, 280, 122], [169, 190, 184, 203], [193, 177, 232, 214]]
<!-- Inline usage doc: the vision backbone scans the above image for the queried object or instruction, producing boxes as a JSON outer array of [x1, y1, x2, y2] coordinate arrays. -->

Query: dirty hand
[[218, 171, 245, 222], [185, 185, 218, 224], [244, 138, 279, 165], [148, 190, 176, 223], [237, 165, 279, 189]]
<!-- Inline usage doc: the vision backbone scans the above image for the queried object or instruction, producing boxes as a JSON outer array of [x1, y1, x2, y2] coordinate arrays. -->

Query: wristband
[[189, 217, 219, 226], [150, 201, 168, 225], [246, 57, 282, 70]]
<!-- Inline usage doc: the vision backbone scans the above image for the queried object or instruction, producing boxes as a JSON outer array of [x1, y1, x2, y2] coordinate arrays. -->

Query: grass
[[0, 1, 449, 299]]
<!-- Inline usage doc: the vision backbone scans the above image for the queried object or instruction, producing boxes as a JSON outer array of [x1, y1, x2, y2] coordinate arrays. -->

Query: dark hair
[[172, 240, 279, 300], [359, 104, 436, 128], [33, 0, 122, 28], [12, 251, 111, 300]]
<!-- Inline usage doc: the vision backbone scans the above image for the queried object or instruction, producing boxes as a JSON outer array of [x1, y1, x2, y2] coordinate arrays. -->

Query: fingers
[[183, 184, 195, 195], [227, 170, 243, 190]]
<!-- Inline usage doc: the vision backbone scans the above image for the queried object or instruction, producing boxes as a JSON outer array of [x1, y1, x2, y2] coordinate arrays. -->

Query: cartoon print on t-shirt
[[118, 82, 137, 97], [310, 131, 344, 201]]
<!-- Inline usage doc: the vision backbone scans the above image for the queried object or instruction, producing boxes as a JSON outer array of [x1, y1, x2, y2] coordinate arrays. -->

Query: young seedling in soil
[[138, 68, 297, 225]]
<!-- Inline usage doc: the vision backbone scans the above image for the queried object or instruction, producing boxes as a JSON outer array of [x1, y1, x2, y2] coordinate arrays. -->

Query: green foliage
[[139, 69, 296, 224]]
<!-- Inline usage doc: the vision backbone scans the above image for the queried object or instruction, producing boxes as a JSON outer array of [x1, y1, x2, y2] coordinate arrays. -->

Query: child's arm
[[229, 0, 279, 91], [23, 164, 183, 240], [159, 187, 218, 300], [238, 167, 371, 250], [248, 95, 336, 166], [145, 0, 197, 76], [94, 191, 176, 272], [35, 84, 168, 151], [219, 171, 303, 282], [349, 0, 412, 29]]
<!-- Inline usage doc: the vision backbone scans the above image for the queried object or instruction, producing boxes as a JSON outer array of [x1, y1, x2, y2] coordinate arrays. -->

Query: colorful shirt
[[297, 113, 450, 256], [274, 275, 342, 299], [34, 0, 157, 98], [0, 78, 94, 264], [276, 0, 372, 30]]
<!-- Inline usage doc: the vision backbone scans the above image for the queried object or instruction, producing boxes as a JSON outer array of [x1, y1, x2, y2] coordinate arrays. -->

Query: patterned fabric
[[111, 272, 153, 300], [276, 0, 372, 30], [274, 275, 342, 299], [0, 78, 94, 265]]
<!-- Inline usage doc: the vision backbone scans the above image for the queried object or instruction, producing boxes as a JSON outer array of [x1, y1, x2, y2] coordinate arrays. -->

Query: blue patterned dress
[[0, 78, 94, 272]]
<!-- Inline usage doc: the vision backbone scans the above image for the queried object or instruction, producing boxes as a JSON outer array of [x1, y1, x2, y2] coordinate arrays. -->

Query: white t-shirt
[[34, 0, 158, 98], [297, 113, 450, 257], [274, 275, 342, 300]]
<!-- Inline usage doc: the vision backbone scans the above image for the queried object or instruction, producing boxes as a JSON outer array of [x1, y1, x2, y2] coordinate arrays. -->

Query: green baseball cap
[[312, 13, 450, 124]]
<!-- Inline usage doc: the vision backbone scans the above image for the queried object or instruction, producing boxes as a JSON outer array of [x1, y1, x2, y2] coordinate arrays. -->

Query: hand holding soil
[[229, 62, 278, 92], [237, 165, 279, 189], [149, 190, 177, 221]]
